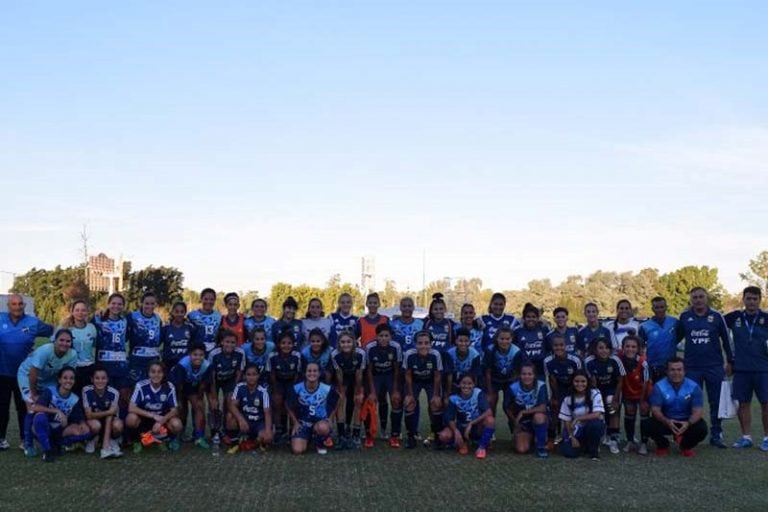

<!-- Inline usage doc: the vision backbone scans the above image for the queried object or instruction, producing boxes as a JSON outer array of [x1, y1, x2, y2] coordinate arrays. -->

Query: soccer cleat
[[132, 443, 143, 454], [655, 447, 669, 457], [100, 448, 112, 459], [316, 445, 328, 455], [194, 437, 210, 450], [732, 437, 753, 449], [351, 436, 362, 450], [24, 446, 37, 458], [388, 436, 400, 449], [110, 445, 124, 458], [608, 439, 620, 454], [536, 448, 549, 459], [364, 435, 375, 449], [42, 450, 55, 463], [458, 444, 469, 455], [761, 438, 768, 452], [85, 440, 96, 454], [623, 441, 636, 453], [0, 438, 10, 450], [405, 435, 417, 449], [422, 432, 435, 448], [227, 444, 240, 455], [637, 442, 648, 456], [709, 436, 727, 449], [681, 448, 695, 457], [323, 437, 334, 449], [590, 456, 600, 461], [475, 447, 487, 459]]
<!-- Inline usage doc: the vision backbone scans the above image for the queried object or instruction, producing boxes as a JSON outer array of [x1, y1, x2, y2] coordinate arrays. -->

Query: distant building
[[87, 253, 124, 293]]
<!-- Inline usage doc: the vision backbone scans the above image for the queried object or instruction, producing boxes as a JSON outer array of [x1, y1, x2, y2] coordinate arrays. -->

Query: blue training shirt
[[0, 312, 54, 376], [188, 309, 222, 354], [677, 308, 732, 368], [127, 311, 163, 365], [444, 388, 490, 426], [650, 377, 703, 421], [288, 381, 338, 423], [639, 316, 680, 368], [390, 317, 424, 353], [724, 310, 768, 372], [328, 313, 359, 348], [37, 385, 83, 428]]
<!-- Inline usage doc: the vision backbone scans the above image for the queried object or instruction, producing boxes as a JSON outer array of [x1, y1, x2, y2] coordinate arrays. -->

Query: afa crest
[[707, 315, 714, 323], [160, 394, 167, 401]]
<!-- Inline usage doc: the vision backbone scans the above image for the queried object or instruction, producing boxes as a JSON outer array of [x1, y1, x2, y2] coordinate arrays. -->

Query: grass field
[[1, 399, 767, 512]]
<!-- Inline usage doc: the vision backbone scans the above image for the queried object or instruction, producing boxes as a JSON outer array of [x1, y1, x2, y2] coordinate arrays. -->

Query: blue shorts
[[490, 380, 512, 395], [292, 420, 317, 440], [216, 378, 238, 395], [370, 373, 397, 397], [732, 372, 768, 404], [412, 381, 437, 402], [273, 379, 293, 398], [245, 420, 266, 437], [104, 364, 130, 390]]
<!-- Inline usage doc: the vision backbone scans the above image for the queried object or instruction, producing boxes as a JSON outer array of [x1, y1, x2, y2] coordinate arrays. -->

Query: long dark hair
[[567, 369, 595, 413]]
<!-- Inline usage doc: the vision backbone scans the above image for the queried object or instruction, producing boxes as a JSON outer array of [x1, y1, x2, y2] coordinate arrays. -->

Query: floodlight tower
[[361, 256, 376, 297]]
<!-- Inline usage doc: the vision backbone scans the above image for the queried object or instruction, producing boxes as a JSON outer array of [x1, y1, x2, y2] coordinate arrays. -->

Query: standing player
[[364, 324, 403, 448], [358, 292, 389, 349], [161, 301, 194, 370], [402, 331, 443, 449], [455, 303, 485, 353], [576, 303, 612, 356], [423, 293, 454, 353], [438, 374, 495, 459], [301, 298, 333, 344], [271, 297, 304, 348], [604, 300, 641, 350], [639, 296, 680, 382], [126, 362, 183, 453], [242, 327, 275, 386], [287, 362, 341, 455], [268, 331, 303, 443], [481, 293, 520, 351], [445, 328, 483, 395], [82, 365, 123, 458], [169, 342, 213, 449], [93, 293, 131, 414], [188, 288, 222, 355], [546, 307, 580, 355], [584, 338, 625, 454], [513, 303, 550, 377], [725, 286, 768, 450], [618, 335, 651, 455], [301, 328, 334, 384], [126, 292, 163, 388], [543, 333, 582, 442], [328, 293, 358, 349], [244, 298, 275, 342], [227, 364, 273, 453], [57, 300, 98, 395], [220, 293, 247, 346], [332, 331, 366, 448], [208, 330, 246, 442], [390, 297, 424, 353], [676, 287, 732, 448], [483, 327, 523, 421], [504, 362, 549, 457]]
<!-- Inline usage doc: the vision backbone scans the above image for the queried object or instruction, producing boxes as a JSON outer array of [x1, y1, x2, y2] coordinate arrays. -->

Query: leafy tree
[[740, 250, 768, 294], [11, 265, 89, 323], [658, 265, 724, 315], [124, 266, 184, 310]]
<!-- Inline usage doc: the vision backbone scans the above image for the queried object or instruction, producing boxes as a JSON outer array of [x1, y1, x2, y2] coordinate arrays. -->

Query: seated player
[[403, 331, 443, 449], [332, 331, 366, 449], [126, 362, 183, 453], [504, 362, 549, 458], [364, 324, 403, 449], [287, 362, 341, 455], [208, 330, 246, 443], [438, 374, 495, 459], [226, 364, 273, 453], [170, 342, 213, 449], [26, 367, 91, 462], [559, 370, 606, 460], [82, 365, 123, 458]]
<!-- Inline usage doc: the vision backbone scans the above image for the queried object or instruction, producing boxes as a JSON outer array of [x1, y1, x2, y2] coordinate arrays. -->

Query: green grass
[[1, 401, 767, 512]]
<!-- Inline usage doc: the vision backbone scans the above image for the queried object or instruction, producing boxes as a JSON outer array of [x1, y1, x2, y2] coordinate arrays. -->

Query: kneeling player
[[438, 374, 495, 459], [126, 362, 182, 452], [82, 365, 123, 458], [227, 364, 273, 453], [287, 363, 341, 455], [505, 362, 549, 458]]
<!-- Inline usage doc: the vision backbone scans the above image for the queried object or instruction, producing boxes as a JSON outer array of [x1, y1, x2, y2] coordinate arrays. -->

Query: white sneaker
[[110, 445, 124, 458], [637, 442, 648, 456], [109, 438, 120, 451], [623, 441, 635, 453], [85, 440, 96, 454], [0, 438, 10, 450], [601, 435, 610, 446], [608, 439, 620, 454], [316, 446, 328, 455], [100, 448, 112, 459]]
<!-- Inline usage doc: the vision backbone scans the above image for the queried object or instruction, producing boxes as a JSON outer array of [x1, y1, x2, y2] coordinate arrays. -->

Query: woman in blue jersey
[[287, 362, 341, 455], [390, 296, 423, 353], [505, 362, 549, 457], [332, 331, 366, 448], [244, 298, 275, 342], [577, 303, 612, 356], [18, 329, 78, 406], [513, 303, 551, 377], [127, 292, 163, 387], [423, 293, 454, 353], [26, 367, 91, 462], [604, 299, 641, 350], [188, 288, 222, 354], [403, 331, 443, 449], [271, 297, 303, 348], [364, 324, 403, 449], [445, 327, 483, 395], [301, 328, 333, 384], [543, 334, 582, 443], [328, 293, 358, 349], [546, 307, 580, 355], [242, 327, 275, 386], [93, 293, 131, 410], [161, 301, 194, 369], [438, 374, 495, 459], [584, 338, 625, 454], [456, 303, 485, 353], [269, 331, 303, 442], [82, 365, 123, 459], [484, 327, 523, 422], [559, 370, 606, 460], [482, 293, 520, 350], [169, 342, 213, 449], [208, 330, 246, 442], [127, 361, 182, 452], [58, 300, 98, 395], [226, 364, 273, 453], [302, 298, 333, 345]]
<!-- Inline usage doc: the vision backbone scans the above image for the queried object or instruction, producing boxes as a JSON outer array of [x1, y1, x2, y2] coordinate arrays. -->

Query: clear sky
[[1, 1, 766, 295]]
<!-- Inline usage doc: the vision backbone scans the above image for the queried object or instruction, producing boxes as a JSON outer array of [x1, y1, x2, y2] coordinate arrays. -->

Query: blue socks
[[32, 413, 52, 451], [478, 427, 495, 449], [534, 423, 548, 449]]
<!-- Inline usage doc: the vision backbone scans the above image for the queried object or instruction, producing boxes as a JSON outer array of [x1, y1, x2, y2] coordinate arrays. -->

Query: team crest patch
[[607, 367, 613, 374], [735, 318, 742, 328], [685, 394, 692, 401], [388, 354, 393, 361], [160, 394, 167, 401], [254, 399, 260, 406], [567, 368, 574, 374], [760, 318, 765, 325], [232, 361, 237, 367], [537, 332, 543, 340], [290, 364, 295, 370], [707, 315, 714, 323]]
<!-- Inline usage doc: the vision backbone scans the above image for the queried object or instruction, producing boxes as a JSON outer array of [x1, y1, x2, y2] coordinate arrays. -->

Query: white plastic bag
[[718, 380, 738, 419]]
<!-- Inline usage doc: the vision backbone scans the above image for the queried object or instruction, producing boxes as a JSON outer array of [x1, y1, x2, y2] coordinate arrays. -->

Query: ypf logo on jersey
[[426, 362, 433, 369]]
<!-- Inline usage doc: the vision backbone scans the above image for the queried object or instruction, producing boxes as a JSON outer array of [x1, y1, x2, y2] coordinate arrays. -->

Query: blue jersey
[[423, 318, 454, 353], [170, 356, 212, 390], [130, 380, 178, 415], [242, 341, 276, 385], [271, 319, 304, 348], [328, 312, 359, 348], [650, 377, 703, 421], [0, 313, 54, 377], [81, 385, 119, 414], [188, 309, 222, 354], [403, 348, 443, 383], [365, 341, 403, 376], [546, 327, 580, 355], [55, 323, 97, 367], [300, 345, 333, 374], [37, 386, 83, 428], [231, 382, 270, 424], [289, 382, 338, 423], [93, 314, 129, 374], [453, 322, 485, 353], [390, 317, 424, 352], [331, 348, 367, 378], [161, 322, 194, 363], [17, 344, 78, 392], [513, 325, 551, 368], [268, 351, 303, 382], [505, 379, 549, 412], [127, 311, 163, 365], [677, 308, 732, 368], [208, 347, 246, 383], [576, 324, 612, 354], [481, 313, 520, 349], [445, 346, 483, 386], [483, 345, 523, 383], [244, 316, 276, 340], [584, 355, 626, 393], [639, 316, 680, 368], [725, 310, 768, 372], [444, 388, 490, 426], [543, 354, 583, 392]]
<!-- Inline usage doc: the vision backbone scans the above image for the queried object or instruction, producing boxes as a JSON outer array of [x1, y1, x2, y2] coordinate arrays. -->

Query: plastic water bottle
[[212, 434, 220, 458]]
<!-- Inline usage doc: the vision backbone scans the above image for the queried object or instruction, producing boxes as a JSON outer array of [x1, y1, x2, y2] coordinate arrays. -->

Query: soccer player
[[57, 300, 98, 395], [328, 293, 359, 349], [358, 292, 389, 349], [481, 292, 521, 351], [161, 301, 194, 370], [513, 303, 550, 377], [725, 286, 768, 450], [287, 362, 341, 455], [390, 296, 424, 353], [242, 327, 275, 386], [676, 287, 731, 448], [603, 299, 640, 350], [438, 374, 495, 459], [423, 293, 454, 353], [546, 307, 580, 355], [301, 298, 333, 344], [403, 331, 443, 449], [26, 367, 91, 462], [641, 357, 708, 457], [93, 293, 131, 412], [82, 365, 123, 458], [445, 328, 483, 395], [126, 292, 163, 387], [618, 335, 651, 455], [220, 292, 247, 346], [208, 330, 246, 441], [268, 331, 303, 442], [271, 296, 304, 348], [484, 327, 523, 421], [227, 364, 273, 453], [505, 362, 549, 457], [364, 324, 403, 448], [169, 342, 213, 449], [126, 361, 183, 453], [559, 370, 606, 460], [543, 333, 582, 442], [0, 293, 54, 450], [576, 303, 611, 356], [455, 303, 485, 353], [584, 338, 625, 454], [188, 288, 222, 355], [331, 331, 366, 448], [300, 328, 334, 384], [638, 296, 680, 382], [244, 298, 276, 342]]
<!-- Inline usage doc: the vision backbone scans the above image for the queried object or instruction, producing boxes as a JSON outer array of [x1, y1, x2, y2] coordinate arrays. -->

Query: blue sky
[[1, 1, 766, 295]]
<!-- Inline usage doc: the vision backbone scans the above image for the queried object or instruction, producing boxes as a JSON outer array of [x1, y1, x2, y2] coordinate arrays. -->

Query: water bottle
[[212, 433, 220, 458]]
